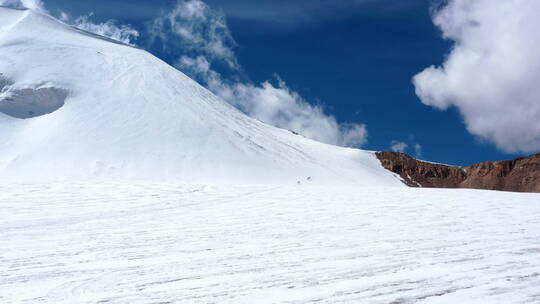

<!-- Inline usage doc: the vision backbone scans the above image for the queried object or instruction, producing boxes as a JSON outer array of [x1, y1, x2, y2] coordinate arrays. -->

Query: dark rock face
[[376, 152, 540, 193]]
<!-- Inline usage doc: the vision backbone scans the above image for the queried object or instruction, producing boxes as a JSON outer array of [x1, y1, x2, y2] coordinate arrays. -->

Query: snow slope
[[1, 183, 540, 303], [0, 7, 401, 186]]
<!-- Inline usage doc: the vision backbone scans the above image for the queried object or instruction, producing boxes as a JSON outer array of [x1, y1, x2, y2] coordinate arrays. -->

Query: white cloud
[[179, 55, 211, 74], [413, 0, 540, 153], [413, 143, 422, 158], [220, 78, 368, 147], [60, 13, 139, 46], [179, 55, 367, 147], [389, 141, 422, 157], [390, 141, 408, 153], [157, 0, 368, 148], [149, 0, 238, 69]]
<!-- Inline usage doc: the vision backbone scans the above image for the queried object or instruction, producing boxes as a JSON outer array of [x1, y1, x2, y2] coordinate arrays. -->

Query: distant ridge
[[376, 152, 540, 193]]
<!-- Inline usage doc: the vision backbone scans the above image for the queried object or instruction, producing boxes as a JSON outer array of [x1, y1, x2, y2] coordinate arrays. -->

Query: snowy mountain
[[2, 6, 540, 304], [0, 7, 401, 186]]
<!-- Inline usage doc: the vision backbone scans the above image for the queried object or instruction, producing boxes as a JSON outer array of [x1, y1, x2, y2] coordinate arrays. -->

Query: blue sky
[[39, 0, 534, 165]]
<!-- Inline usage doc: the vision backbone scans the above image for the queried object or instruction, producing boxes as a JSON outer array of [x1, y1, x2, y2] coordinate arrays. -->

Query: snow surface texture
[[0, 7, 400, 186], [1, 183, 540, 303]]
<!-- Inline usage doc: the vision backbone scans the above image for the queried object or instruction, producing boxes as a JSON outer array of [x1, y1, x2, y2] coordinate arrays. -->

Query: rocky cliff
[[376, 152, 540, 193]]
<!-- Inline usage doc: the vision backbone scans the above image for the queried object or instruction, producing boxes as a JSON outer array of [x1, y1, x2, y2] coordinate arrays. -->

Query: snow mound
[[0, 7, 402, 186]]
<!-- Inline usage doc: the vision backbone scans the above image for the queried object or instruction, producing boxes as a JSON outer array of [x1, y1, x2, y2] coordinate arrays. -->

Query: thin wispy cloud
[[390, 141, 408, 153], [149, 0, 238, 69], [60, 12, 139, 45], [389, 140, 422, 157], [204, 0, 424, 29], [0, 0, 139, 46], [414, 0, 540, 154], [152, 0, 368, 148], [413, 143, 422, 158]]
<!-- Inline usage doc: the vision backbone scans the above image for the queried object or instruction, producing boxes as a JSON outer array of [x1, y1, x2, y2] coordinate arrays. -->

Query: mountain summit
[[0, 7, 401, 185]]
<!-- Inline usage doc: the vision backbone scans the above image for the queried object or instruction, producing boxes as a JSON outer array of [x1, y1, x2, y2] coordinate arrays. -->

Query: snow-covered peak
[[0, 6, 402, 186]]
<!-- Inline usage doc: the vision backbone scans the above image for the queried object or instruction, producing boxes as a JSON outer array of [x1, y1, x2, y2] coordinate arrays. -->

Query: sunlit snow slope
[[2, 183, 540, 303], [0, 7, 400, 185]]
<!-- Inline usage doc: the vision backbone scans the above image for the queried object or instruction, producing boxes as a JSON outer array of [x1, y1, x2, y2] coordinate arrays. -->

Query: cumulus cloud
[[390, 141, 408, 153], [413, 0, 540, 153], [218, 76, 368, 147], [60, 13, 139, 45], [154, 0, 368, 147]]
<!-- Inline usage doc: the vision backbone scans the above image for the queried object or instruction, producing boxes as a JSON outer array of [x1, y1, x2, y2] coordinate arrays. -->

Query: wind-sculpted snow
[[0, 85, 68, 118], [0, 7, 400, 186], [1, 183, 540, 303]]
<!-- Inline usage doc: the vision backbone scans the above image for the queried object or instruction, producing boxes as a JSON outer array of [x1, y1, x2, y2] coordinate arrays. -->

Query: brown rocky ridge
[[376, 152, 540, 193]]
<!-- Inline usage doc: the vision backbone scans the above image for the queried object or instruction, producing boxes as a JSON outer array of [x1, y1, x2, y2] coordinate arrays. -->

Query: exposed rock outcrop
[[376, 152, 540, 193]]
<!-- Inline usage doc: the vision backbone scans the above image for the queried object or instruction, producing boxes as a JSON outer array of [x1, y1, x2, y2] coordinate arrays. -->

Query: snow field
[[1, 183, 539, 303]]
